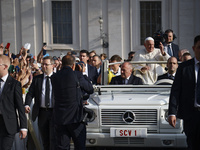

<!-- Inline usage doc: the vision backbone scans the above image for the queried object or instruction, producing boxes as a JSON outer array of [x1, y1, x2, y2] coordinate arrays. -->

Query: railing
[[101, 60, 171, 85]]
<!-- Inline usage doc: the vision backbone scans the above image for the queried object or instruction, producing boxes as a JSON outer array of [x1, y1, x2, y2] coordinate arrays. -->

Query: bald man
[[0, 55, 27, 149], [157, 57, 178, 81], [110, 62, 143, 85]]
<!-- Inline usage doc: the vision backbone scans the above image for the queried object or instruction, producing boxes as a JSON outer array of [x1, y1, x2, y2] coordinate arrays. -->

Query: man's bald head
[[0, 55, 10, 77], [121, 62, 133, 79], [0, 55, 10, 67]]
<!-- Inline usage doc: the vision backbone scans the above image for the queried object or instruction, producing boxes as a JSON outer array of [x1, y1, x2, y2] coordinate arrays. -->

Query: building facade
[[0, 0, 199, 59]]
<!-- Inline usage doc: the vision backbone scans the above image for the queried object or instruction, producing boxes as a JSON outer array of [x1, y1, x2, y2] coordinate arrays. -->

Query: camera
[[76, 61, 85, 68], [43, 42, 47, 55], [153, 30, 165, 48], [75, 61, 85, 71]]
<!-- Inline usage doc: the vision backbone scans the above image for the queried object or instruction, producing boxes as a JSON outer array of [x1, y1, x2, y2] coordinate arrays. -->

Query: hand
[[19, 47, 23, 55], [81, 63, 86, 72], [29, 74, 33, 82], [18, 69, 25, 80], [31, 63, 39, 70], [19, 130, 27, 139], [159, 42, 165, 55], [8, 52, 12, 58], [168, 115, 176, 128], [42, 45, 47, 50], [77, 64, 85, 72], [25, 106, 31, 113], [0, 43, 4, 55], [141, 66, 150, 72], [26, 68, 32, 75]]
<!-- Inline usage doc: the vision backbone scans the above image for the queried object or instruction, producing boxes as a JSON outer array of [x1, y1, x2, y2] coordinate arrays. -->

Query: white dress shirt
[[164, 43, 173, 56], [124, 75, 131, 84], [110, 67, 121, 76], [41, 73, 53, 108], [0, 73, 8, 96], [83, 63, 89, 76], [0, 74, 9, 114], [167, 73, 176, 80]]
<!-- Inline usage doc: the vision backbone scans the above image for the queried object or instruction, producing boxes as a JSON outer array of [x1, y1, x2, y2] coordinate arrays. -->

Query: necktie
[[125, 79, 128, 84], [122, 79, 128, 85], [45, 76, 50, 107], [169, 75, 174, 80], [196, 63, 200, 105], [0, 79, 2, 95], [167, 45, 172, 56]]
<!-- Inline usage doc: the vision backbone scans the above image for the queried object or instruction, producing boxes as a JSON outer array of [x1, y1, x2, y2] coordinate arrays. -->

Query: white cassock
[[132, 48, 170, 84]]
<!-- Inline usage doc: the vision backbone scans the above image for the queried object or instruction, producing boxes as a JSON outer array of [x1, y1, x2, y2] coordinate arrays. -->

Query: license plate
[[110, 128, 147, 137]]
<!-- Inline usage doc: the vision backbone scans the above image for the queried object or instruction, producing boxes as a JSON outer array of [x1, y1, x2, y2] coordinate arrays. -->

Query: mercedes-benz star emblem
[[122, 110, 136, 124]]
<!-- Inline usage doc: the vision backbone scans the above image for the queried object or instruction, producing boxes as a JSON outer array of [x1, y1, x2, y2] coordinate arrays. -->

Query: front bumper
[[86, 132, 187, 148]]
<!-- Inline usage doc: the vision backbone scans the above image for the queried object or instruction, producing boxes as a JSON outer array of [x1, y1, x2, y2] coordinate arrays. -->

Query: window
[[140, 1, 161, 44], [52, 1, 72, 44]]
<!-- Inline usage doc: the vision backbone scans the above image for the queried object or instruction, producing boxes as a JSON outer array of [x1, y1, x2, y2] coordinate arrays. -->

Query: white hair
[[144, 37, 154, 43]]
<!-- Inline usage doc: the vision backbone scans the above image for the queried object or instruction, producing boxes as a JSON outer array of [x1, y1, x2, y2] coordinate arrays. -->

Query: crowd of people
[[0, 28, 198, 150]]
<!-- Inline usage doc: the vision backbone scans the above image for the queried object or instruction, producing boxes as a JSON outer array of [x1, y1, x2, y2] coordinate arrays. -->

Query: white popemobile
[[85, 61, 187, 148]]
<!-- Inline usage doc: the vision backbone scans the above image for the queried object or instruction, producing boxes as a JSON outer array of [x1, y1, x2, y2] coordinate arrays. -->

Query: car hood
[[89, 92, 169, 106]]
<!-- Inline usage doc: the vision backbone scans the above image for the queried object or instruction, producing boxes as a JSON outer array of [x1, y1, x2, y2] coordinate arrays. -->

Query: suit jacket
[[87, 64, 98, 84], [169, 58, 196, 120], [110, 74, 143, 85], [0, 75, 27, 134], [171, 43, 179, 60], [25, 74, 44, 122], [164, 42, 179, 60], [157, 73, 174, 81], [51, 66, 93, 125]]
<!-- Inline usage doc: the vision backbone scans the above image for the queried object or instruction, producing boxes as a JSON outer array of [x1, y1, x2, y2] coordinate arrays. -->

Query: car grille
[[101, 109, 157, 125]]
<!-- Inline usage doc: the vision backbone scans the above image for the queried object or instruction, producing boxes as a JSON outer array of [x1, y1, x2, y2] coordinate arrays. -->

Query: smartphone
[[43, 42, 47, 55], [15, 68, 18, 73], [24, 43, 31, 50], [5, 43, 10, 49], [30, 58, 35, 64]]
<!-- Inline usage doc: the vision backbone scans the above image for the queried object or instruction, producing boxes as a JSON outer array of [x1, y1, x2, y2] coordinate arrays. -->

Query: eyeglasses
[[42, 63, 52, 66]]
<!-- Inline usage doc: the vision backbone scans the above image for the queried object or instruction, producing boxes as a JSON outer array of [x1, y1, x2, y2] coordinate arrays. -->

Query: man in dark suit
[[25, 56, 55, 150], [110, 62, 143, 85], [168, 35, 200, 149], [79, 49, 98, 84], [163, 29, 180, 60], [157, 57, 178, 81], [92, 55, 102, 77], [0, 55, 27, 150], [51, 55, 93, 150]]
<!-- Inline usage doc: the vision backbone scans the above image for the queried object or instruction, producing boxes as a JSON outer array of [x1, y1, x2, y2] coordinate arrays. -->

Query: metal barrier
[[27, 114, 42, 150], [101, 60, 170, 85]]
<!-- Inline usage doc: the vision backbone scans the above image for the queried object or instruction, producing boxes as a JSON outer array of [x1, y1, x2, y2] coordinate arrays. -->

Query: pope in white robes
[[132, 37, 170, 84]]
